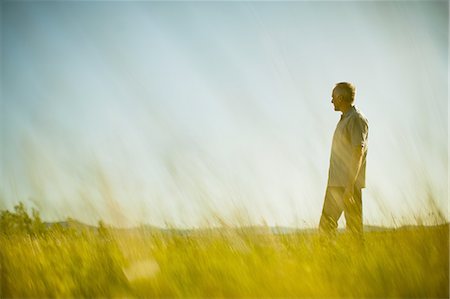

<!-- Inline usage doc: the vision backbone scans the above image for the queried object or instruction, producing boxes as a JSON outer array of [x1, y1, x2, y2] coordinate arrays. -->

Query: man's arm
[[344, 114, 368, 203], [343, 146, 364, 203]]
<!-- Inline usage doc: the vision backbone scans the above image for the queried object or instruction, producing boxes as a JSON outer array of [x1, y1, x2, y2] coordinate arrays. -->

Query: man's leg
[[344, 187, 364, 243], [319, 187, 345, 241]]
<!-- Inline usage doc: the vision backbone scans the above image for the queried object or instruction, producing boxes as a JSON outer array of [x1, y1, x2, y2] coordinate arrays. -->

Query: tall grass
[[0, 203, 448, 298]]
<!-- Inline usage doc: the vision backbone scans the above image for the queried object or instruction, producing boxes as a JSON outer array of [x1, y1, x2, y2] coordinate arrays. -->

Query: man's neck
[[341, 105, 353, 114]]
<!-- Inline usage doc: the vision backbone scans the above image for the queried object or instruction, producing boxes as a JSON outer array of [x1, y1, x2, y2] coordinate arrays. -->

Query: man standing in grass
[[319, 82, 369, 244]]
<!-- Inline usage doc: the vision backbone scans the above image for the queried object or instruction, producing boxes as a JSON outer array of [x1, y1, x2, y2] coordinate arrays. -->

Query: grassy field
[[0, 204, 448, 298]]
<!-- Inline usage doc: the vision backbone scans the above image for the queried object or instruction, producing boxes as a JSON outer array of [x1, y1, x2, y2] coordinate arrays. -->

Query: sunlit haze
[[1, 1, 448, 228]]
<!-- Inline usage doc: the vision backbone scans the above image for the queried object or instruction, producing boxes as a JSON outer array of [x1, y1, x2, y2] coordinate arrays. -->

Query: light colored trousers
[[319, 186, 363, 239]]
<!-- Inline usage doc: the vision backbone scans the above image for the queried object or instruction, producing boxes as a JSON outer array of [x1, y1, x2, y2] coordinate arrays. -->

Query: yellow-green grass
[[0, 223, 448, 298]]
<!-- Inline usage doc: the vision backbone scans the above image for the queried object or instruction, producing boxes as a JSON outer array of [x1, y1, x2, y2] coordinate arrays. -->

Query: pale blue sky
[[1, 1, 448, 227]]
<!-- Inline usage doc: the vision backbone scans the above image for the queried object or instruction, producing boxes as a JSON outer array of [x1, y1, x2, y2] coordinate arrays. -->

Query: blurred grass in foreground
[[0, 203, 448, 298]]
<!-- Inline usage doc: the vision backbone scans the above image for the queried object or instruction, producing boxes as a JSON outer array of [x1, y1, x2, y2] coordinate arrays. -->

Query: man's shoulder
[[352, 107, 369, 125]]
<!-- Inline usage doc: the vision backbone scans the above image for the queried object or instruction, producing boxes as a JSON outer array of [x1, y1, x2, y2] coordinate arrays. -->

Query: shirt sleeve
[[349, 115, 368, 148]]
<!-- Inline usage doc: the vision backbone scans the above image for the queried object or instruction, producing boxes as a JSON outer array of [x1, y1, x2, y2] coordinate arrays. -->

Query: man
[[319, 82, 369, 243]]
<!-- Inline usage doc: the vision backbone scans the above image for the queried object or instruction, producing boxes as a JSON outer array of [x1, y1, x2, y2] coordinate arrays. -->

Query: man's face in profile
[[331, 88, 341, 112]]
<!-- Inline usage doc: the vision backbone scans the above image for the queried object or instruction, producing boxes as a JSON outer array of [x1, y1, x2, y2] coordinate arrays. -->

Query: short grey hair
[[334, 82, 356, 103]]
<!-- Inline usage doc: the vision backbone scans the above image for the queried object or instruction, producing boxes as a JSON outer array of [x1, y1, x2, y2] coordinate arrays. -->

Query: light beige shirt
[[327, 106, 369, 188]]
